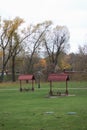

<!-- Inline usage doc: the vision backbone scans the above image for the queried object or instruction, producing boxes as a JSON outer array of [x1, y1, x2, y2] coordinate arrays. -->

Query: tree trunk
[[0, 70, 4, 82], [12, 56, 16, 82]]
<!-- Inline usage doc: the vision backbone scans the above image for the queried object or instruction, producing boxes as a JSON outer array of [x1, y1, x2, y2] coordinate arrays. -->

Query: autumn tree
[[44, 25, 70, 72], [0, 17, 24, 82], [34, 59, 47, 72], [22, 21, 52, 73], [10, 32, 25, 81], [60, 54, 71, 70]]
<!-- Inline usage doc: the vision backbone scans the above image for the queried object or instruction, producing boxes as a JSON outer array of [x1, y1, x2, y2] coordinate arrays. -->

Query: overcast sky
[[0, 0, 87, 53]]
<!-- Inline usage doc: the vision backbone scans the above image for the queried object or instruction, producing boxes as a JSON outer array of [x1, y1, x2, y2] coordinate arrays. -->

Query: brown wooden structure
[[48, 73, 69, 96], [18, 74, 35, 92]]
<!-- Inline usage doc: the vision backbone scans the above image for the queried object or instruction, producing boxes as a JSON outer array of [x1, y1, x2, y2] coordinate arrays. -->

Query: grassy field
[[0, 81, 87, 130]]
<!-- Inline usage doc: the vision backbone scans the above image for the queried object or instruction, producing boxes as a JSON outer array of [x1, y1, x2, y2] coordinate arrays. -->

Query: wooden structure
[[18, 74, 35, 92], [48, 73, 69, 96]]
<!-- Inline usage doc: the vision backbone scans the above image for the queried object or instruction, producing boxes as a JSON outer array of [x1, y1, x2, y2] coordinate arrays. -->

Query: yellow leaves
[[34, 59, 47, 69], [12, 17, 24, 31], [39, 59, 47, 67], [61, 60, 71, 70], [3, 20, 12, 29], [14, 17, 24, 25], [3, 17, 24, 37], [60, 55, 71, 70]]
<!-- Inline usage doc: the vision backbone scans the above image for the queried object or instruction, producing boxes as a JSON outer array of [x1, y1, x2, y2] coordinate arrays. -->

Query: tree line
[[0, 17, 87, 82]]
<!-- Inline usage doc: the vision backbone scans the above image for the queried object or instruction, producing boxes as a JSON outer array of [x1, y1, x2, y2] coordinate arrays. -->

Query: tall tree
[[0, 17, 24, 82], [44, 25, 70, 72], [11, 32, 24, 82], [22, 21, 52, 73]]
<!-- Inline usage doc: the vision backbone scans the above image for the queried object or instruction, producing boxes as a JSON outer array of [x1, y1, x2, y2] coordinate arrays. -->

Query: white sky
[[0, 0, 87, 53]]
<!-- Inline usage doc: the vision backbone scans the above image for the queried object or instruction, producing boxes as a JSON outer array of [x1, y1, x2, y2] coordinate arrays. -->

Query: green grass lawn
[[0, 81, 87, 130]]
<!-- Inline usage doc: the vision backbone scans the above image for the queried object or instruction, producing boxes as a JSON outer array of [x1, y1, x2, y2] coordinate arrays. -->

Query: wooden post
[[65, 80, 68, 95], [49, 81, 53, 95], [32, 80, 34, 91], [20, 80, 22, 92], [38, 77, 40, 88]]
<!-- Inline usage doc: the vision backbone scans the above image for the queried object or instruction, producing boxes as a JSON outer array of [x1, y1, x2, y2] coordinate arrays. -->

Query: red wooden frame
[[48, 73, 69, 96], [18, 74, 35, 92]]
